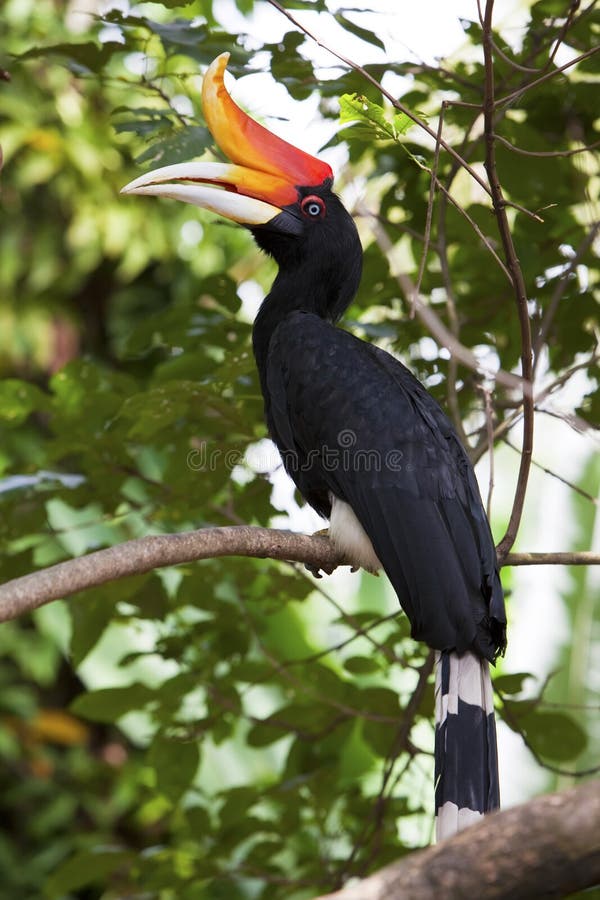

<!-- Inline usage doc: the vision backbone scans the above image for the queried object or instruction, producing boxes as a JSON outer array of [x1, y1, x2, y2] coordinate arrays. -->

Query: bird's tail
[[434, 649, 499, 841]]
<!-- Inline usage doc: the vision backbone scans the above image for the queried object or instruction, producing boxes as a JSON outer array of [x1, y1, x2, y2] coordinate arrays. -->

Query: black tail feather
[[434, 649, 500, 840]]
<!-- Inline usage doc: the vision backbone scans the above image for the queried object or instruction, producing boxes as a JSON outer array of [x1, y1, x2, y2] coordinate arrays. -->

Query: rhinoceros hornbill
[[122, 52, 507, 840]]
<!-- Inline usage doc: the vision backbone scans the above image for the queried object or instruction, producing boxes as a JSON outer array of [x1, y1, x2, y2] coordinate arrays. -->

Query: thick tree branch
[[0, 528, 599, 624], [0, 527, 336, 622], [315, 779, 600, 900]]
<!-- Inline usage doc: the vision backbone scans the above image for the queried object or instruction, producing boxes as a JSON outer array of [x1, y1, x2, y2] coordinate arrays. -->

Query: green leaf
[[148, 0, 197, 7], [339, 93, 413, 143], [334, 13, 386, 51], [343, 655, 381, 675], [17, 41, 128, 74], [529, 711, 588, 762], [46, 846, 132, 894], [45, 498, 119, 557], [135, 126, 212, 167], [0, 379, 48, 425], [503, 702, 588, 762], [69, 575, 153, 665], [247, 701, 337, 747], [148, 735, 200, 802], [71, 683, 154, 723], [494, 672, 534, 695], [113, 105, 179, 137], [69, 593, 118, 667]]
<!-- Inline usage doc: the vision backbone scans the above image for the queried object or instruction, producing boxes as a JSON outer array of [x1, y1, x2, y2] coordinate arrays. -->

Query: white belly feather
[[329, 493, 381, 573]]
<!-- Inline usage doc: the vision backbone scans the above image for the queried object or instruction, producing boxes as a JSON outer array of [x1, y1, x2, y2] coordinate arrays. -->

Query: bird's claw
[[305, 562, 336, 578], [305, 527, 337, 578]]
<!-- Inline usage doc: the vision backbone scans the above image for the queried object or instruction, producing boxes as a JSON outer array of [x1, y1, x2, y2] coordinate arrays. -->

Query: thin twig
[[481, 387, 496, 518], [358, 653, 435, 874], [284, 612, 402, 669], [237, 597, 402, 726], [533, 222, 600, 371], [474, 348, 600, 466], [503, 438, 599, 507], [545, 0, 581, 71], [265, 0, 494, 199], [367, 218, 528, 394], [494, 134, 600, 159], [503, 199, 544, 222], [436, 189, 470, 447], [430, 180, 511, 280], [502, 551, 600, 566], [495, 46, 600, 108], [343, 652, 435, 880], [482, 0, 534, 562], [535, 349, 600, 406], [489, 37, 541, 74], [413, 104, 445, 302], [454, 46, 600, 110], [294, 566, 401, 665], [435, 111, 487, 448], [497, 689, 600, 778]]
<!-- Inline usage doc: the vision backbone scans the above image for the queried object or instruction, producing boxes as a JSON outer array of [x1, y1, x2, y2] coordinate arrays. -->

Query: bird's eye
[[301, 195, 325, 219]]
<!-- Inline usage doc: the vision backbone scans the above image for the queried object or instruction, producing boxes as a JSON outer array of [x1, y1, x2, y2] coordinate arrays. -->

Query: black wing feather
[[265, 311, 505, 661]]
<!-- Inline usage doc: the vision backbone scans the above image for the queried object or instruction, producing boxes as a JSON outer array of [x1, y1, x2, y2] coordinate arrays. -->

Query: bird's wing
[[265, 311, 505, 661]]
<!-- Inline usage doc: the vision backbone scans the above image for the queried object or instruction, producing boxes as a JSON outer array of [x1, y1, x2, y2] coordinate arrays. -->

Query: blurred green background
[[0, 0, 598, 897]]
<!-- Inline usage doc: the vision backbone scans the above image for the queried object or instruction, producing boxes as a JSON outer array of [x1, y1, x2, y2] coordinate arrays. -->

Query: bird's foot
[[306, 528, 337, 578]]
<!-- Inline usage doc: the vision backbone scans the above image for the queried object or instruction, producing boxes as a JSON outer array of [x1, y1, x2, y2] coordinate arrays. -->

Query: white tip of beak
[[120, 162, 236, 195], [123, 180, 282, 226]]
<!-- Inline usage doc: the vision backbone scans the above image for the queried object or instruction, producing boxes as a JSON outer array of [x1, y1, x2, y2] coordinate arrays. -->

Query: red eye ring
[[300, 195, 325, 219]]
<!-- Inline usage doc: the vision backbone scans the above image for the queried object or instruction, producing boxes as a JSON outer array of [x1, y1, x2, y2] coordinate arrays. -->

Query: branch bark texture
[[0, 527, 598, 623], [316, 780, 600, 900]]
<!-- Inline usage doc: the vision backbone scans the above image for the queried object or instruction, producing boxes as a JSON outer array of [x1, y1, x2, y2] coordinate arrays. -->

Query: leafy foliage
[[0, 0, 598, 897]]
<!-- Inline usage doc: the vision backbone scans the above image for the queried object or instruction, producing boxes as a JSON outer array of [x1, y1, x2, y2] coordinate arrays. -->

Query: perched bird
[[122, 53, 507, 841]]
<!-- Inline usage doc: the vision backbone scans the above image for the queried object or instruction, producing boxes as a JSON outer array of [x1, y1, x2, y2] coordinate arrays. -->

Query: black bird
[[122, 53, 507, 840]]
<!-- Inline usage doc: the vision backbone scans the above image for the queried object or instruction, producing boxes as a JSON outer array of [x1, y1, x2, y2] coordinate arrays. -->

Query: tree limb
[[315, 780, 600, 900], [0, 527, 599, 624]]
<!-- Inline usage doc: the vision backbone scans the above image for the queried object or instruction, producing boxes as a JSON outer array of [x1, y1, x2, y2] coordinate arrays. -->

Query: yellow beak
[[121, 52, 333, 228]]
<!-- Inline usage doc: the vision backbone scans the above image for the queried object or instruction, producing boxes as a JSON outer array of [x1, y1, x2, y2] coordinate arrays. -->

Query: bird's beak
[[121, 52, 333, 231]]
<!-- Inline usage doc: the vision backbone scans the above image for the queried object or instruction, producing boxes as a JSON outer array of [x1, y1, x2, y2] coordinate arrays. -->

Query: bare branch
[[503, 551, 600, 566], [366, 217, 529, 395], [0, 527, 339, 623], [533, 222, 600, 371], [1, 529, 599, 625], [503, 438, 599, 506], [414, 104, 444, 301], [495, 45, 600, 108], [315, 780, 600, 900], [493, 133, 600, 159], [481, 386, 496, 518], [497, 689, 600, 778], [544, 0, 583, 71], [429, 178, 511, 279], [488, 37, 541, 74], [265, 0, 494, 199], [482, 1, 534, 562]]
